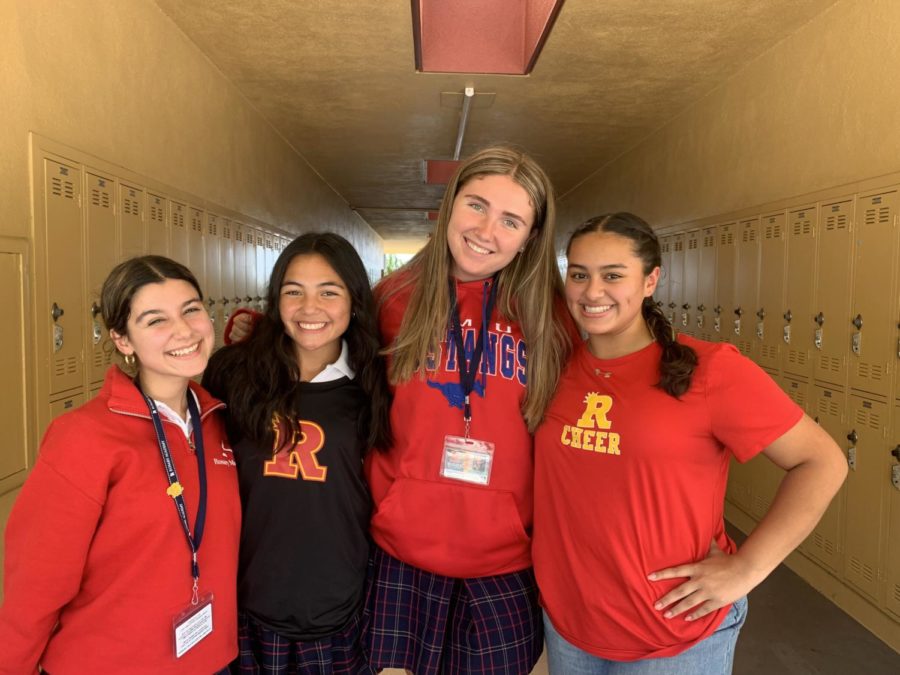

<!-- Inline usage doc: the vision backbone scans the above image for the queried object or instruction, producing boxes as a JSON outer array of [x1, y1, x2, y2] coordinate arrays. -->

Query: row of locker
[[654, 186, 900, 630], [656, 188, 899, 401], [38, 154, 291, 425]]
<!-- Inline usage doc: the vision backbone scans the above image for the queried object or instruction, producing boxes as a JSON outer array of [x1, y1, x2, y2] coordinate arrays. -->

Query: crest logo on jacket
[[560, 392, 621, 455]]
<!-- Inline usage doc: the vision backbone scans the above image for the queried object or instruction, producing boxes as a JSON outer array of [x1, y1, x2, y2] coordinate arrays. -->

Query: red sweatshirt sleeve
[[0, 423, 106, 675]]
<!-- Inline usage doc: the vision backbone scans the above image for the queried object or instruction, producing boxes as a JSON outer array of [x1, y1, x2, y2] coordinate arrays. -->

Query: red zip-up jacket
[[0, 366, 240, 675]]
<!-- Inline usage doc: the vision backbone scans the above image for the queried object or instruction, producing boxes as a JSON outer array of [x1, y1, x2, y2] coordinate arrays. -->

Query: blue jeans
[[543, 596, 748, 675]]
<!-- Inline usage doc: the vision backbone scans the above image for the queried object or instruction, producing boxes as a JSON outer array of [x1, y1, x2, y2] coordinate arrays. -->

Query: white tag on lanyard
[[441, 435, 495, 485], [173, 592, 214, 658]]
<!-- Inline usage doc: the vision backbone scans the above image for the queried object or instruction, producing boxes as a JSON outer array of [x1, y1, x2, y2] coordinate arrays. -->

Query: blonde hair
[[380, 146, 571, 431]]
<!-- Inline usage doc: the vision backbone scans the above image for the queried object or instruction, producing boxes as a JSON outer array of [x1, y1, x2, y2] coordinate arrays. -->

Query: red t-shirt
[[533, 336, 802, 661]]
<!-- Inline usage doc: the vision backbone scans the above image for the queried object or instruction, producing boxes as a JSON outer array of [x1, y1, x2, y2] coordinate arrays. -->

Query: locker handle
[[814, 312, 825, 327], [244, 296, 253, 303], [783, 309, 792, 322], [698, 304, 706, 312], [682, 303, 691, 310], [714, 305, 722, 315], [734, 307, 743, 317], [892, 445, 900, 461], [90, 302, 101, 318], [756, 308, 766, 320], [852, 314, 863, 330], [51, 302, 64, 321], [655, 300, 663, 308], [847, 430, 858, 444], [668, 302, 677, 309], [206, 298, 216, 307], [233, 297, 242, 305]]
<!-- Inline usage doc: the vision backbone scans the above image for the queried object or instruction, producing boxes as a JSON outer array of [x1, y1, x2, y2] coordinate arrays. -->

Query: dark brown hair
[[203, 232, 392, 451], [567, 212, 698, 397]]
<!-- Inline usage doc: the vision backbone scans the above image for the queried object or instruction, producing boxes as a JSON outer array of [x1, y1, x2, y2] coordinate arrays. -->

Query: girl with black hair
[[203, 232, 391, 675], [532, 213, 846, 674]]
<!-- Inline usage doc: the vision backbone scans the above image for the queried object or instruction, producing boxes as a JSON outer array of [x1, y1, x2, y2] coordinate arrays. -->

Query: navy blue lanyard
[[141, 388, 207, 604], [448, 277, 498, 437]]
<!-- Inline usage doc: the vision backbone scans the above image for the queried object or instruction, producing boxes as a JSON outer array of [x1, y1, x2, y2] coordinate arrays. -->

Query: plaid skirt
[[234, 611, 373, 674], [362, 545, 543, 675]]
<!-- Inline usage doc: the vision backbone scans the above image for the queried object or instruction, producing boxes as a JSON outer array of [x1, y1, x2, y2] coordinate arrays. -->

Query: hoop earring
[[123, 353, 136, 368]]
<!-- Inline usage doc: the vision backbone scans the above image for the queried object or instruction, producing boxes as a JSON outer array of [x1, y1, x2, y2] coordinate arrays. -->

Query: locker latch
[[697, 305, 705, 328], [814, 312, 824, 350], [90, 302, 102, 345], [892, 446, 900, 491], [851, 314, 863, 355], [681, 303, 690, 327], [733, 307, 742, 336], [51, 302, 64, 353], [847, 430, 858, 471], [755, 308, 765, 339], [783, 310, 792, 344], [668, 302, 676, 325]]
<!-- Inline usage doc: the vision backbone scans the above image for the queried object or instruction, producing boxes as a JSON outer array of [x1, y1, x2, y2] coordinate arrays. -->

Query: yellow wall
[[557, 0, 900, 235], [0, 0, 381, 258]]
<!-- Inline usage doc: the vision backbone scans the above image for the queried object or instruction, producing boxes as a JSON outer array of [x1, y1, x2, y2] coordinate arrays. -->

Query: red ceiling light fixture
[[412, 0, 565, 75]]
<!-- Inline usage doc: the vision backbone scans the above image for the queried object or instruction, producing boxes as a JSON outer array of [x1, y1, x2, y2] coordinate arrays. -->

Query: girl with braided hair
[[532, 212, 846, 674]]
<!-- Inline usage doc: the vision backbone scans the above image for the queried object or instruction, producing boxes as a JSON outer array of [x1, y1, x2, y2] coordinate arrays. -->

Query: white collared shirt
[[309, 339, 356, 383], [154, 389, 200, 439]]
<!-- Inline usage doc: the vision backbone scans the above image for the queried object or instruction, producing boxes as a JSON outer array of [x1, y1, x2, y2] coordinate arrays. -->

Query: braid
[[642, 298, 697, 397]]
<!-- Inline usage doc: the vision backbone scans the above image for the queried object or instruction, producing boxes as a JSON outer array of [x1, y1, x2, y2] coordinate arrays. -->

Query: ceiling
[[153, 0, 838, 252]]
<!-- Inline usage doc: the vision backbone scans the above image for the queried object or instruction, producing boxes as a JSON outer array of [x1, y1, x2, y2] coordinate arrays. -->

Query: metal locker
[[188, 207, 206, 293], [656, 235, 672, 313], [85, 172, 117, 385], [849, 190, 898, 399], [843, 393, 889, 601], [233, 224, 247, 311], [147, 193, 168, 256], [205, 214, 223, 346], [696, 227, 717, 342], [886, 403, 900, 618], [170, 201, 189, 267], [219, 220, 235, 345], [814, 198, 854, 389], [48, 391, 85, 423], [757, 212, 787, 373], [255, 230, 267, 308], [44, 158, 84, 395], [715, 223, 738, 344], [264, 232, 275, 294], [668, 233, 685, 328], [119, 183, 145, 260], [734, 218, 761, 360], [802, 384, 847, 573], [681, 230, 700, 336], [242, 225, 258, 308], [782, 206, 818, 381], [0, 252, 29, 482]]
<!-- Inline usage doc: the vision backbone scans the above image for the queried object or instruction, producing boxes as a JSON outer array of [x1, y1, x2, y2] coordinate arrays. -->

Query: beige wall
[[0, 0, 382, 259], [557, 0, 900, 238]]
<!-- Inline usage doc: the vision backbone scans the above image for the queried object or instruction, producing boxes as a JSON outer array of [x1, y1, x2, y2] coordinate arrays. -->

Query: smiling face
[[565, 230, 660, 358], [446, 174, 536, 281], [110, 278, 214, 395], [278, 253, 351, 369]]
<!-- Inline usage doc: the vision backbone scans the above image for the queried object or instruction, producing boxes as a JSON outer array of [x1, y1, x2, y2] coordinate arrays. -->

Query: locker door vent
[[173, 206, 185, 229], [893, 583, 900, 605], [855, 362, 884, 382], [149, 200, 165, 224], [849, 556, 875, 583], [813, 532, 835, 556], [54, 355, 78, 377], [720, 229, 734, 245], [223, 223, 232, 239], [51, 176, 76, 199], [741, 228, 757, 243], [688, 238, 698, 250], [791, 213, 813, 236], [825, 213, 848, 230], [787, 349, 808, 366], [853, 407, 882, 429], [761, 344, 779, 361], [764, 223, 783, 239], [864, 206, 891, 226], [208, 222, 218, 236], [90, 187, 111, 209], [703, 234, 715, 247], [817, 398, 840, 418], [818, 354, 842, 373], [191, 210, 203, 232], [123, 194, 140, 216], [92, 347, 113, 370], [737, 339, 752, 355], [674, 240, 684, 252], [787, 388, 806, 407]]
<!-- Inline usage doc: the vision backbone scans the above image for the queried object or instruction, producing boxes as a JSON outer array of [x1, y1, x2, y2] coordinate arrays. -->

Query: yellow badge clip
[[166, 482, 184, 498]]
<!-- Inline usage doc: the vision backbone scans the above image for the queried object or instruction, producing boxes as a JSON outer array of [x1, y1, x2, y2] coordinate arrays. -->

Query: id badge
[[441, 435, 494, 485], [173, 592, 214, 658]]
